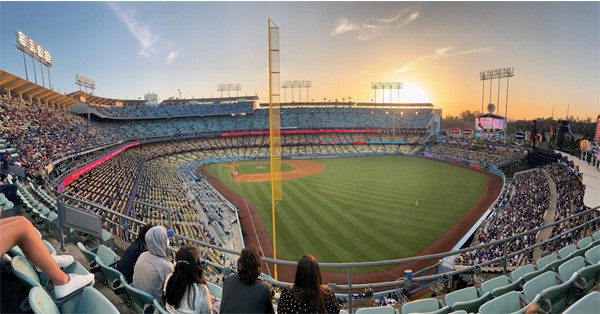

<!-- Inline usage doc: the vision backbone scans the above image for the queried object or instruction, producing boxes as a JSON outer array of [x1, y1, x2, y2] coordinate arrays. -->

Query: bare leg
[[0, 216, 69, 285]]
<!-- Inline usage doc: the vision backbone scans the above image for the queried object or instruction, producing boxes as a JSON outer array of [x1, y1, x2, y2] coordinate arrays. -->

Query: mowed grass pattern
[[205, 155, 487, 264]]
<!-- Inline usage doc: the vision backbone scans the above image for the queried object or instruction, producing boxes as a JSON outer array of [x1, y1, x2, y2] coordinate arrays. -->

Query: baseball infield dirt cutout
[[228, 160, 324, 182]]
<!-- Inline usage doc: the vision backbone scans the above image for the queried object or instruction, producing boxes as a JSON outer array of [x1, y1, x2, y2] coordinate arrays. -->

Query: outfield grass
[[205, 155, 487, 266]]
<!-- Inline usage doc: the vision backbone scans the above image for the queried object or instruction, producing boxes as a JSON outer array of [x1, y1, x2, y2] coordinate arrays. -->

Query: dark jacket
[[115, 238, 147, 283]]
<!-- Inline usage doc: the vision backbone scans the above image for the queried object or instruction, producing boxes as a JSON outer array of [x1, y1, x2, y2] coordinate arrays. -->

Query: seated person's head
[[145, 225, 169, 258], [139, 223, 155, 242], [294, 254, 323, 290], [238, 246, 262, 285], [165, 244, 205, 308]]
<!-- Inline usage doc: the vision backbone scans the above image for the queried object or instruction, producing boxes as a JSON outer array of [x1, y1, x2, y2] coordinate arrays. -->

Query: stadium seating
[[401, 298, 450, 314], [355, 305, 396, 314], [153, 299, 169, 314], [120, 274, 155, 313], [442, 286, 490, 312], [522, 271, 576, 313], [28, 286, 119, 314], [558, 256, 599, 295], [584, 245, 600, 264], [478, 291, 528, 314], [480, 274, 522, 298], [562, 291, 600, 314], [76, 242, 103, 282]]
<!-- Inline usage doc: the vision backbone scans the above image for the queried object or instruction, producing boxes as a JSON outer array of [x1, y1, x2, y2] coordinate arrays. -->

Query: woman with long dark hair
[[220, 246, 274, 313], [277, 254, 340, 314], [164, 244, 218, 314]]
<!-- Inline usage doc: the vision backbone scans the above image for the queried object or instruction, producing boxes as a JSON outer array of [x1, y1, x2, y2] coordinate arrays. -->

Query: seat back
[[481, 275, 521, 297], [592, 230, 600, 240], [559, 244, 577, 258], [536, 253, 558, 270], [577, 236, 593, 249], [539, 272, 576, 313], [70, 287, 120, 314], [206, 281, 222, 299], [523, 271, 556, 302], [43, 240, 57, 255], [96, 256, 126, 298], [76, 242, 104, 282], [511, 264, 535, 281], [478, 291, 523, 314], [153, 299, 170, 314], [96, 245, 117, 265], [585, 245, 600, 263], [11, 255, 42, 288], [121, 274, 155, 313], [28, 286, 60, 314], [401, 298, 440, 314], [445, 286, 478, 307], [558, 256, 586, 282], [355, 305, 396, 314], [563, 291, 600, 314]]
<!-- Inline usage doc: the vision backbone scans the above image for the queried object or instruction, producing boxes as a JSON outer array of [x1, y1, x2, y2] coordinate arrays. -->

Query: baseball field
[[204, 155, 490, 270]]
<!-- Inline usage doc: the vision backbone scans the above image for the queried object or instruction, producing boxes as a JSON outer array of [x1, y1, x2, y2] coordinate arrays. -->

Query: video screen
[[476, 116, 504, 131]]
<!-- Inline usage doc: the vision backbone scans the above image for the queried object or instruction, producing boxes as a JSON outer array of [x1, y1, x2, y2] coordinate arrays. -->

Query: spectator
[[0, 216, 94, 298], [116, 223, 154, 283], [164, 244, 219, 314], [0, 179, 18, 203], [220, 246, 274, 313], [133, 225, 174, 300], [277, 254, 340, 314]]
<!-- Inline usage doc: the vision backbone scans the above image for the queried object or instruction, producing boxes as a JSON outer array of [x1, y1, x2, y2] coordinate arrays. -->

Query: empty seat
[[355, 305, 396, 314], [478, 291, 528, 314], [558, 256, 600, 295], [76, 242, 103, 282], [207, 281, 223, 299], [120, 274, 155, 313], [584, 245, 599, 264], [28, 286, 119, 314], [443, 286, 490, 312], [523, 271, 576, 313], [401, 298, 450, 314], [562, 291, 600, 314], [480, 275, 522, 297], [577, 236, 593, 249], [153, 299, 169, 314], [559, 244, 577, 258]]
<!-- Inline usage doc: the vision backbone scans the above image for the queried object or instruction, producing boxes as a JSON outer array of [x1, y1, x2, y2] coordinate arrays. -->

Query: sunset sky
[[1, 2, 598, 120]]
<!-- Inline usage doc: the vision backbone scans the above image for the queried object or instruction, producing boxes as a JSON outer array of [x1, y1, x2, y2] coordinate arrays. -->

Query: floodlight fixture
[[15, 31, 54, 88], [479, 66, 515, 139], [76, 74, 96, 94], [371, 81, 402, 103]]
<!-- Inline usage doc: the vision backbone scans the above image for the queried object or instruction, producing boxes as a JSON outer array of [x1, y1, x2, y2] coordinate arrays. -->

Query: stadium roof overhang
[[67, 90, 146, 107], [159, 95, 259, 105], [257, 102, 434, 109], [0, 70, 79, 109]]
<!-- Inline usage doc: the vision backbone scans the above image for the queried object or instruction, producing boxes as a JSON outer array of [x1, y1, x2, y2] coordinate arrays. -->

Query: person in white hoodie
[[133, 225, 174, 300]]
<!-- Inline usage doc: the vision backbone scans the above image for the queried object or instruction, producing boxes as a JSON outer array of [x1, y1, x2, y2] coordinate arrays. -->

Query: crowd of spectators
[[458, 169, 550, 267], [541, 161, 593, 255], [427, 142, 526, 166], [0, 95, 121, 182]]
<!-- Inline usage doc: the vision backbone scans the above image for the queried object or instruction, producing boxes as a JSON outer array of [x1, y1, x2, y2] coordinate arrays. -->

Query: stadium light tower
[[75, 75, 96, 94], [15, 31, 53, 89], [479, 67, 514, 140], [301, 80, 312, 103], [371, 82, 402, 103]]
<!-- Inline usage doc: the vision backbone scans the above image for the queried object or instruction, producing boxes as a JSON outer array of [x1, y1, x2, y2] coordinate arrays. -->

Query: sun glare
[[401, 83, 430, 103]]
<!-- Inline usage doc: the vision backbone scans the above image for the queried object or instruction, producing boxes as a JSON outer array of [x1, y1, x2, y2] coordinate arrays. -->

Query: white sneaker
[[52, 255, 75, 268], [54, 273, 94, 299]]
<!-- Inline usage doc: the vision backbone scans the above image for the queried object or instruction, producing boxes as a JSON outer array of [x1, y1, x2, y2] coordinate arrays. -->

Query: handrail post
[[348, 266, 353, 313], [57, 194, 65, 251], [502, 240, 508, 275]]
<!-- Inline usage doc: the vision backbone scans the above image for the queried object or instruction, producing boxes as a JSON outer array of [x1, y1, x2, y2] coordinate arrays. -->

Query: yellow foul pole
[[268, 18, 282, 280]]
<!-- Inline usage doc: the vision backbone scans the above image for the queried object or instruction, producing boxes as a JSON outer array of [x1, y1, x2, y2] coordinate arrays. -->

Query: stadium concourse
[[1, 85, 600, 313]]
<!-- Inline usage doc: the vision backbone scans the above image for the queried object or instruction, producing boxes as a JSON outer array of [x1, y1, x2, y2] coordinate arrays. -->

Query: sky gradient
[[1, 1, 598, 120]]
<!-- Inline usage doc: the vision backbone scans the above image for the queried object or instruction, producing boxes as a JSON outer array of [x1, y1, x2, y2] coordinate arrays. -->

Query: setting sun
[[401, 83, 430, 103]]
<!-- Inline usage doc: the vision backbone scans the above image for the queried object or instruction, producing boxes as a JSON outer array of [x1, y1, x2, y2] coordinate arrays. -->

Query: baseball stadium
[[1, 2, 600, 314]]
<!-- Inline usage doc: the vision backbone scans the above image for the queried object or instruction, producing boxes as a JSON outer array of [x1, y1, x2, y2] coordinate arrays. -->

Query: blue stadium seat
[[120, 273, 155, 313], [584, 245, 599, 264], [401, 298, 450, 314], [562, 291, 600, 314], [76, 242, 103, 281], [355, 305, 396, 314], [28, 286, 119, 314], [523, 271, 576, 313], [558, 255, 599, 295], [478, 291, 528, 314], [480, 275, 522, 298], [153, 299, 169, 314], [443, 286, 490, 313]]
